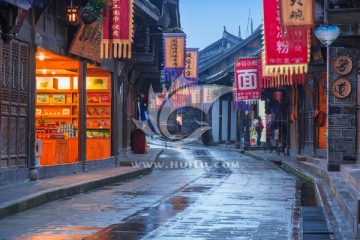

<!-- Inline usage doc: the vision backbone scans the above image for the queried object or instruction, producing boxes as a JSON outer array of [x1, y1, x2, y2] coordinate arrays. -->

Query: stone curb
[[0, 149, 163, 220]]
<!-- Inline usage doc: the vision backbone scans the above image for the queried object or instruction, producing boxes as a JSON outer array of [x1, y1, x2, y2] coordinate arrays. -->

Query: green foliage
[[81, 0, 111, 18], [165, 27, 184, 33]]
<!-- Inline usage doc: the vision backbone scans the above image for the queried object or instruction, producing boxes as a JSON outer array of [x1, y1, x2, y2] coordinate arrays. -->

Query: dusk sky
[[180, 0, 263, 50]]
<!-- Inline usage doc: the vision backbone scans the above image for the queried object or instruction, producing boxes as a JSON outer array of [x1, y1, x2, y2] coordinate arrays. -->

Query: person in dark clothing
[[256, 117, 264, 146]]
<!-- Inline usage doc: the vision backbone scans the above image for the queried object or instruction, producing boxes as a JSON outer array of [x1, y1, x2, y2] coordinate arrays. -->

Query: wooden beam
[[328, 8, 360, 24], [36, 60, 79, 70]]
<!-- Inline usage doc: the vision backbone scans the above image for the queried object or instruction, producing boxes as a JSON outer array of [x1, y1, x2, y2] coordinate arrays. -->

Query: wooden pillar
[[123, 83, 128, 156], [357, 74, 360, 163], [245, 110, 250, 146], [29, 4, 37, 180], [111, 59, 119, 163], [78, 59, 87, 172], [235, 111, 243, 149], [144, 25, 150, 54]]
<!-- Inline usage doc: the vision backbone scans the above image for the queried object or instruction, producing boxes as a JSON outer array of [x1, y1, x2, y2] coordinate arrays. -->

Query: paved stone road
[[0, 145, 300, 240]]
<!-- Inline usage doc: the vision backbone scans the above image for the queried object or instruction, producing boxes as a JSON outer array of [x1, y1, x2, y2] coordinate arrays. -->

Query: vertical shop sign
[[190, 86, 201, 105], [280, 0, 314, 27], [184, 48, 199, 84], [163, 33, 186, 81], [234, 58, 261, 101], [202, 85, 213, 105], [101, 0, 134, 59]]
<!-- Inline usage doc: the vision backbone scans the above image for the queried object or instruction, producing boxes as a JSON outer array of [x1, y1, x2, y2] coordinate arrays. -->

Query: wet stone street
[[0, 145, 300, 240]]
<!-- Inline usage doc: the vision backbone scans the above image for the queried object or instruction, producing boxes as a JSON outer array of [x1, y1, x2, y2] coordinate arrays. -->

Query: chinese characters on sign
[[101, 0, 134, 59], [234, 58, 261, 101], [280, 0, 313, 27], [184, 49, 199, 81], [332, 55, 353, 75], [262, 0, 310, 86], [190, 87, 201, 105], [202, 85, 213, 104], [171, 38, 178, 66], [163, 33, 186, 81], [264, 0, 308, 65], [331, 78, 352, 99]]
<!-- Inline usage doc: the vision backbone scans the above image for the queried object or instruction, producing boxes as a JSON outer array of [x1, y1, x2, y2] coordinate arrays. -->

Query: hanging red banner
[[101, 0, 134, 59], [234, 58, 261, 101], [262, 0, 310, 86], [163, 33, 186, 81]]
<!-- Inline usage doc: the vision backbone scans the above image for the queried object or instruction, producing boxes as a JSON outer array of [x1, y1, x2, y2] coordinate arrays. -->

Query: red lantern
[[273, 91, 283, 103]]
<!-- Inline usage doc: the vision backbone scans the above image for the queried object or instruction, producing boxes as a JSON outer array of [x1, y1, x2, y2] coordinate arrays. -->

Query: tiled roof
[[135, 0, 161, 19], [199, 26, 262, 75]]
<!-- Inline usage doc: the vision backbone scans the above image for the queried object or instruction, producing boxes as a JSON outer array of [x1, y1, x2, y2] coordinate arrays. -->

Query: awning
[[0, 0, 32, 10]]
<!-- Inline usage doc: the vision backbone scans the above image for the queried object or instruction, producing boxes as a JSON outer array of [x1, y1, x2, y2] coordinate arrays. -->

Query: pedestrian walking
[[255, 117, 264, 146]]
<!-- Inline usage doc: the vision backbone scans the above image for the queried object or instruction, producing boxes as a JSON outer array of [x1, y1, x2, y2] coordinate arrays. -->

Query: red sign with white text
[[234, 58, 261, 101], [263, 0, 309, 67]]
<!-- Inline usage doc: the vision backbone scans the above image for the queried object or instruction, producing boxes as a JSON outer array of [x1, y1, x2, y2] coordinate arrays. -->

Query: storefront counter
[[39, 138, 110, 166]]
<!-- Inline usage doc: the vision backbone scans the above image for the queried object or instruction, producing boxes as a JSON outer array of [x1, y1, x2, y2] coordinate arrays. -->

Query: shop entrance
[[35, 49, 111, 166]]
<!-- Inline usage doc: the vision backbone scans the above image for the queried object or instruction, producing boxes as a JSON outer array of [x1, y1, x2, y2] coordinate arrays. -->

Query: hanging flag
[[234, 58, 261, 102], [101, 0, 134, 59], [163, 33, 186, 81], [171, 76, 190, 108], [184, 48, 199, 84], [279, 0, 314, 45], [262, 0, 310, 87], [202, 85, 213, 111], [190, 86, 201, 106]]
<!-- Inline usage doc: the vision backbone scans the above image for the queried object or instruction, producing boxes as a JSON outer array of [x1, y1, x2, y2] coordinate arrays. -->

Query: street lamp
[[314, 24, 340, 47], [67, 0, 79, 24]]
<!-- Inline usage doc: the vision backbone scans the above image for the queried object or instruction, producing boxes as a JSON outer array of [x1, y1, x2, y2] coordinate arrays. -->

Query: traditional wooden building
[[0, 0, 180, 185], [298, 0, 360, 170], [192, 26, 262, 145]]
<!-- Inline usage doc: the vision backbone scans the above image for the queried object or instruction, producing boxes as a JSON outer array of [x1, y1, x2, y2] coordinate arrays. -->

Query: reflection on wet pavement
[[84, 150, 230, 239], [0, 146, 302, 240]]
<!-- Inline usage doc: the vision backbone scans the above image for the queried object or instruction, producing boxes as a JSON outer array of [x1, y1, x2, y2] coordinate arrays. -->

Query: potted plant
[[80, 0, 110, 25]]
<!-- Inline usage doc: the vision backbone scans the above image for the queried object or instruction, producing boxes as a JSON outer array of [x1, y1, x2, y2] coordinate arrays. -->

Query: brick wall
[[327, 48, 359, 170]]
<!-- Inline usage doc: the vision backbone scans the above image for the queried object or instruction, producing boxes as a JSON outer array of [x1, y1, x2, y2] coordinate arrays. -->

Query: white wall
[[212, 99, 220, 142]]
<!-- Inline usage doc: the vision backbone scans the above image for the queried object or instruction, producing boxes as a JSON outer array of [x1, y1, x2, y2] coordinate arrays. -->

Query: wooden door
[[0, 40, 29, 169]]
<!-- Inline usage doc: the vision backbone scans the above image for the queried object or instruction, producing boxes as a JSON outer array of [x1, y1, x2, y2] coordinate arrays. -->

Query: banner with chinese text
[[163, 33, 186, 81], [280, 0, 314, 27], [101, 0, 134, 59], [190, 86, 201, 106], [280, 0, 314, 46], [234, 58, 261, 102], [262, 0, 310, 87], [184, 48, 199, 84]]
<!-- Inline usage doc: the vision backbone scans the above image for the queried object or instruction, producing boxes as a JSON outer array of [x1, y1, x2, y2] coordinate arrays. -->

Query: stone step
[[307, 157, 322, 165], [297, 160, 328, 179], [340, 164, 360, 193], [327, 171, 360, 238]]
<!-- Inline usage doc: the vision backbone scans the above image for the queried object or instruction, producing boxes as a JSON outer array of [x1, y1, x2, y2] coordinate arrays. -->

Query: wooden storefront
[[35, 49, 111, 166]]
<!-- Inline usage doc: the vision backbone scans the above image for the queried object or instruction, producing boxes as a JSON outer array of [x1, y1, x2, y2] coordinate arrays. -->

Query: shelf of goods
[[35, 76, 111, 165]]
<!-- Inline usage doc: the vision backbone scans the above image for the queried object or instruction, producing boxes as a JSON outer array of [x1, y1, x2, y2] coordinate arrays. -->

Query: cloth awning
[[0, 0, 32, 10]]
